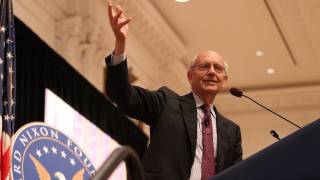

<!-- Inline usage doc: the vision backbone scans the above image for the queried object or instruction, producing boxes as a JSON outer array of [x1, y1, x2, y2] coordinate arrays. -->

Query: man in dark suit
[[106, 1, 242, 180]]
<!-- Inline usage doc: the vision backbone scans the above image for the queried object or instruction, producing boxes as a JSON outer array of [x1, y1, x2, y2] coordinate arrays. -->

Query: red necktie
[[201, 104, 215, 180]]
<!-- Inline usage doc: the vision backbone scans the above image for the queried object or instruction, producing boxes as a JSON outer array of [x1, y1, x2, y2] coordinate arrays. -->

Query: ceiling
[[150, 0, 320, 91], [138, 0, 320, 157]]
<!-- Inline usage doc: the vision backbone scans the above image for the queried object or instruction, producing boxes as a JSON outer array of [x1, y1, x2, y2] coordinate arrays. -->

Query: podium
[[213, 119, 320, 180]]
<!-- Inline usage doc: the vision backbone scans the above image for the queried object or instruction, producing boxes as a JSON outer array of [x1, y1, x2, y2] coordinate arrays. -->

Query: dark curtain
[[14, 17, 147, 157]]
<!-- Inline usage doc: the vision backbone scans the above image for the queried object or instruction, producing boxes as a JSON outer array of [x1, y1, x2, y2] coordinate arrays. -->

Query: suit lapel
[[215, 107, 228, 172], [179, 95, 229, 172], [179, 93, 197, 160]]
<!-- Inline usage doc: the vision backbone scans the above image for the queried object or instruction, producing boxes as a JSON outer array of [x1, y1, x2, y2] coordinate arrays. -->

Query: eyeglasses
[[192, 63, 225, 73]]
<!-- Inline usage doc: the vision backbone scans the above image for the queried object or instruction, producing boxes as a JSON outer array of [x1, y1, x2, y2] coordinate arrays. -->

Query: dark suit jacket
[[106, 56, 243, 180]]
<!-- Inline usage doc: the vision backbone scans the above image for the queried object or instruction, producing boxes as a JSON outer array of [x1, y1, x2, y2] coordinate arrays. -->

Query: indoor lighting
[[256, 50, 264, 57], [176, 0, 190, 2], [266, 68, 275, 74]]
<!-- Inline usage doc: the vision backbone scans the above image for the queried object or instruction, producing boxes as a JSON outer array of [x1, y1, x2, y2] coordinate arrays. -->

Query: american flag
[[0, 0, 16, 179]]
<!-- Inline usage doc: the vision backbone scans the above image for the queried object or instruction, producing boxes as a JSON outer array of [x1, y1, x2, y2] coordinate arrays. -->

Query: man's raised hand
[[107, 0, 131, 55]]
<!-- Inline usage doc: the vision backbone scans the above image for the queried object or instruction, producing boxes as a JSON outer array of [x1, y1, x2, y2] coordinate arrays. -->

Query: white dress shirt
[[189, 93, 217, 180], [110, 52, 126, 65]]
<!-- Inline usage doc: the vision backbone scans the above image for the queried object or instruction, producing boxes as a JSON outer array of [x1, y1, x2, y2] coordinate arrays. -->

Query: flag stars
[[2, 5, 16, 180], [61, 151, 67, 159], [0, 26, 5, 32], [4, 114, 9, 121], [10, 102, 15, 109], [6, 38, 13, 44], [9, 67, 13, 74], [51, 146, 58, 154], [6, 52, 13, 59], [36, 149, 42, 157]]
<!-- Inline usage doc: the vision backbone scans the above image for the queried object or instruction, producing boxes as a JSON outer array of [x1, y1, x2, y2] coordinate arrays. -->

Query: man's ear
[[187, 70, 192, 83], [222, 75, 228, 87]]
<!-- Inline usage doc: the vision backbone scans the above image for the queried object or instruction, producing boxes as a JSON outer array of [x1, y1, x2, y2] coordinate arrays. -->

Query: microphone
[[230, 87, 243, 97], [229, 87, 301, 129], [270, 130, 280, 141]]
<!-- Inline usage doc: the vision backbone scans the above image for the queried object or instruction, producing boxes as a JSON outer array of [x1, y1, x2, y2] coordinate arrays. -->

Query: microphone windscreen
[[270, 130, 280, 139], [230, 87, 243, 97]]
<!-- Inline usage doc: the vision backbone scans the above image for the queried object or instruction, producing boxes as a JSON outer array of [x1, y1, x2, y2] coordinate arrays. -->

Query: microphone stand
[[243, 94, 302, 129]]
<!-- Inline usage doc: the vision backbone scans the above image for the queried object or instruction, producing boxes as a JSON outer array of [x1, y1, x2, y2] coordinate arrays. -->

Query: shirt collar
[[192, 92, 214, 110]]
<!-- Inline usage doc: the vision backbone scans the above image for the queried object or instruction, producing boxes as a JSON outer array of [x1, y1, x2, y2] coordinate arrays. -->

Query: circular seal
[[11, 122, 96, 180]]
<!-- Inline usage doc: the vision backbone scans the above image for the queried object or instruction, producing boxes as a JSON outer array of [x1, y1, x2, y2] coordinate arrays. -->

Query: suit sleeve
[[105, 54, 166, 125], [231, 125, 243, 165]]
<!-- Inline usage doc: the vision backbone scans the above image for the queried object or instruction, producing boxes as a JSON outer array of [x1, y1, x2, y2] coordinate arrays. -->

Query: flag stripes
[[0, 0, 16, 179]]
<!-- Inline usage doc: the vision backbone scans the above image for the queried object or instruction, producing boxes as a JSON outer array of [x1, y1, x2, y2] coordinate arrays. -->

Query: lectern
[[213, 119, 320, 180]]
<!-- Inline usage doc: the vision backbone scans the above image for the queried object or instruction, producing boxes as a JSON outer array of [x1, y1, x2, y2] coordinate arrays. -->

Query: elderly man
[[105, 1, 242, 180]]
